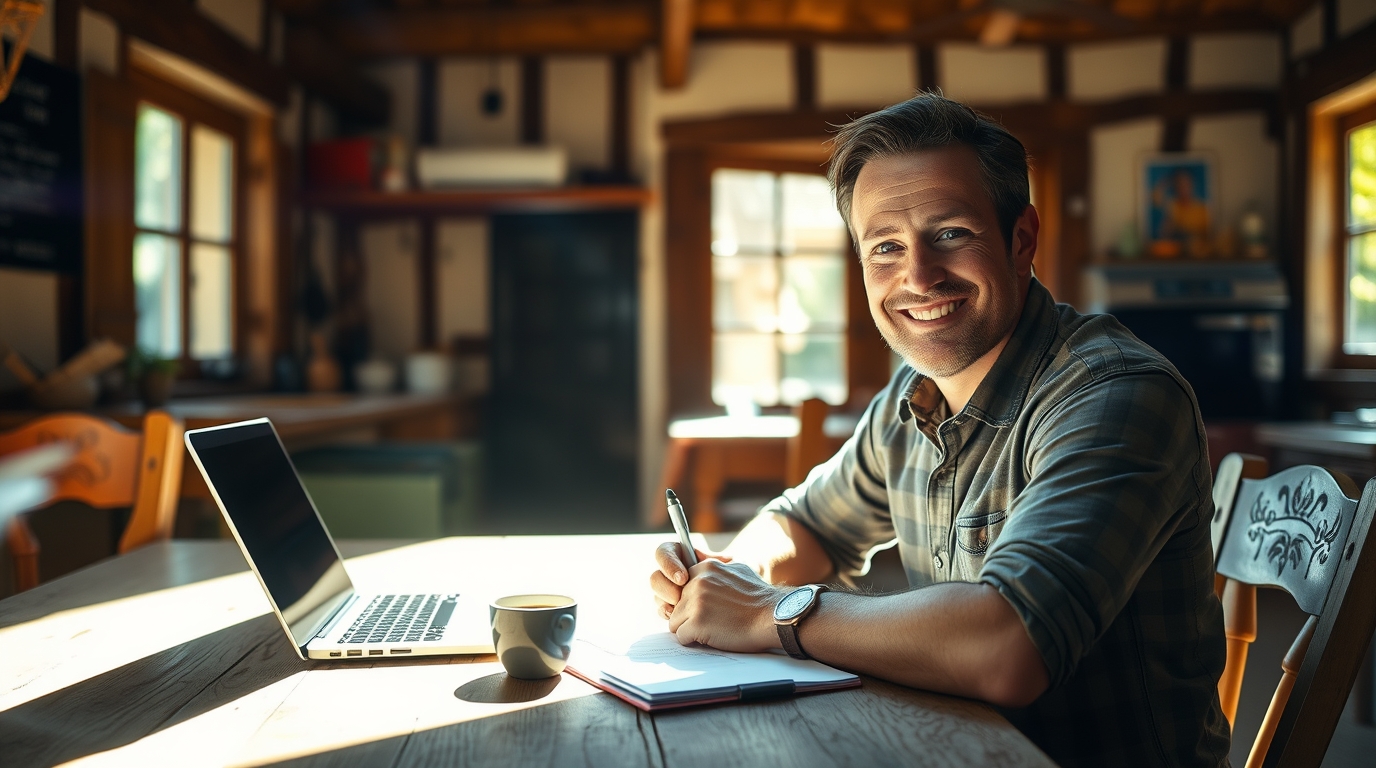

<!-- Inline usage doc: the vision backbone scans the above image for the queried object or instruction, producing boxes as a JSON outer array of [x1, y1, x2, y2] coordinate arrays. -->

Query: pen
[[665, 489, 699, 567]]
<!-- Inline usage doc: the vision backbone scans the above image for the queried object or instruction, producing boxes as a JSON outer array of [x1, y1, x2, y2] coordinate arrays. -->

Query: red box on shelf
[[307, 138, 375, 190]]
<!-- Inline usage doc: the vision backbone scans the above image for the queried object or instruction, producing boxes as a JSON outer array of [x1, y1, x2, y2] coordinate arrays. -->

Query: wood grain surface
[[0, 537, 1053, 767]]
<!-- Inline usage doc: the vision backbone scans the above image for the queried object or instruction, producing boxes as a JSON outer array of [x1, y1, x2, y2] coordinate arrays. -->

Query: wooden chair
[[2, 411, 184, 592], [785, 398, 829, 487], [1210, 452, 1270, 727], [1212, 462, 1376, 768]]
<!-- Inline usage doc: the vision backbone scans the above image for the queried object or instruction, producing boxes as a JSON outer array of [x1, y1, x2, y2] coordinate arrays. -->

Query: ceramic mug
[[490, 594, 577, 679]]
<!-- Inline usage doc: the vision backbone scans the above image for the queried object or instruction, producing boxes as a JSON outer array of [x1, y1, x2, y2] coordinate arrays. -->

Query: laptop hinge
[[313, 592, 358, 641]]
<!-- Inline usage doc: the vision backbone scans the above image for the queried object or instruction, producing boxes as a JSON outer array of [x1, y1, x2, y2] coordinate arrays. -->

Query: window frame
[[710, 166, 851, 408], [664, 147, 893, 418], [1335, 100, 1376, 368], [127, 67, 248, 379]]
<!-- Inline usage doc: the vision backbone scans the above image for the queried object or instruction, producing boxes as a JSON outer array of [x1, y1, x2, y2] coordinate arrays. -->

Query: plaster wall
[[1338, 0, 1376, 36], [938, 45, 1046, 104], [79, 8, 119, 76], [1068, 39, 1166, 101], [437, 58, 521, 147], [1188, 113, 1279, 246], [816, 44, 917, 109], [197, 0, 262, 50], [1291, 5, 1325, 59], [1190, 33, 1283, 89], [1090, 118, 1164, 258], [546, 56, 611, 173]]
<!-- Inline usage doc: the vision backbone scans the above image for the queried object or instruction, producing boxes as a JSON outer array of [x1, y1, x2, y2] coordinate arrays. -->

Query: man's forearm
[[723, 512, 835, 586], [797, 582, 1050, 708]]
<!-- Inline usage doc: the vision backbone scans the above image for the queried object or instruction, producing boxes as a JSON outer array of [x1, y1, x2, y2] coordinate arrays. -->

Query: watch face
[[774, 587, 816, 621]]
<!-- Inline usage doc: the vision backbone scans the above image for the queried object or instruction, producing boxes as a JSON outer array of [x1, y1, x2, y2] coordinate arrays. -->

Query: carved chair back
[[785, 398, 829, 487], [1, 411, 183, 592], [1213, 463, 1376, 768]]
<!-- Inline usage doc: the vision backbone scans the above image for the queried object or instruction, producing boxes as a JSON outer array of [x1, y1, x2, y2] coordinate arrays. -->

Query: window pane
[[713, 255, 778, 332], [781, 173, 847, 253], [713, 332, 779, 406], [781, 255, 846, 333], [134, 233, 182, 358], [190, 243, 232, 359], [190, 125, 234, 243], [1347, 232, 1376, 354], [781, 334, 847, 406], [711, 169, 776, 255], [1352, 121, 1376, 230], [135, 105, 182, 232]]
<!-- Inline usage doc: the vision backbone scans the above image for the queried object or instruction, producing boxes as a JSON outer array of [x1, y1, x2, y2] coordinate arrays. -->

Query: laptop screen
[[186, 419, 353, 649]]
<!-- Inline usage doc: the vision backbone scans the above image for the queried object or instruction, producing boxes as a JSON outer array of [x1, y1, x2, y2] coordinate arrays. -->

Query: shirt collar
[[896, 278, 1058, 431]]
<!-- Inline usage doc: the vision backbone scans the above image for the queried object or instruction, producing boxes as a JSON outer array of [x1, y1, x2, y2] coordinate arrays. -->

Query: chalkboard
[[0, 55, 81, 273]]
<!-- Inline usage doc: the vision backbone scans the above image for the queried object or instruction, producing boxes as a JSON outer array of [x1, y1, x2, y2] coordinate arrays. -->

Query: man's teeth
[[907, 301, 961, 321]]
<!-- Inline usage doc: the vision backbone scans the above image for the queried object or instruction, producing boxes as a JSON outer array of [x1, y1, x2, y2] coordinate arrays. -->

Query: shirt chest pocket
[[953, 510, 1007, 578]]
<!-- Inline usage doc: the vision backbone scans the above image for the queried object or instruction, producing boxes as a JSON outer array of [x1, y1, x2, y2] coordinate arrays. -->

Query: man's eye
[[936, 228, 970, 242], [874, 241, 903, 255]]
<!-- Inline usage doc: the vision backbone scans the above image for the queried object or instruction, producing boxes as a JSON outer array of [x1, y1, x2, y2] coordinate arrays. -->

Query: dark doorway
[[486, 211, 639, 533]]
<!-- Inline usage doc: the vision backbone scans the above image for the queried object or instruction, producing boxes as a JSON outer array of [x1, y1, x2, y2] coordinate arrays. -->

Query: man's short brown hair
[[828, 92, 1031, 248]]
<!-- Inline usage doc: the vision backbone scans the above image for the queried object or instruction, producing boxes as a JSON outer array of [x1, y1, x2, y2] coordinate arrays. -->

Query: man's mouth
[[903, 299, 965, 322]]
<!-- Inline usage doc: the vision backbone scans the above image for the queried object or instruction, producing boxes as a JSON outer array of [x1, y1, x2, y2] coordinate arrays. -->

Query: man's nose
[[901, 247, 948, 296]]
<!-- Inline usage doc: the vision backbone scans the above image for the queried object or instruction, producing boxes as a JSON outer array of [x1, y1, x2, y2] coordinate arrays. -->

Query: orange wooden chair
[[1211, 462, 1376, 767], [785, 398, 829, 487], [1, 411, 184, 592]]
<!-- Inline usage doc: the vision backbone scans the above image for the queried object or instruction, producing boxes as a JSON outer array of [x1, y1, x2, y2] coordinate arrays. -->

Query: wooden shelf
[[301, 185, 653, 216]]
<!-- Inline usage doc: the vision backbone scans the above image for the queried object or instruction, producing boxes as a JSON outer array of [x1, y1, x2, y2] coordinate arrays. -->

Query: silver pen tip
[[665, 489, 678, 505]]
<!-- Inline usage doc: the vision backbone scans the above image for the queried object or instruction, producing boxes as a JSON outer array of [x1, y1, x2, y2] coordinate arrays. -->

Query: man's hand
[[651, 542, 784, 652], [667, 559, 785, 652], [649, 541, 729, 619]]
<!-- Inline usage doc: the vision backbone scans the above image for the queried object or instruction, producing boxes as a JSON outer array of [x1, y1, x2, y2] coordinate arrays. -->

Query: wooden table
[[0, 535, 1052, 767]]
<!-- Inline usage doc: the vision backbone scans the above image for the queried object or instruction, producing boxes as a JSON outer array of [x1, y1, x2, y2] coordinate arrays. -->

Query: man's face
[[850, 146, 1035, 380]]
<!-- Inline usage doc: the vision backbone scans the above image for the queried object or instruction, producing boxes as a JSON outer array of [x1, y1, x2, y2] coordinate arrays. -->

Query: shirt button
[[933, 552, 944, 570]]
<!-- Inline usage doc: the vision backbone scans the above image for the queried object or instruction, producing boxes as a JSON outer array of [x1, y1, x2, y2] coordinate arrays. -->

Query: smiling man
[[650, 93, 1230, 767]]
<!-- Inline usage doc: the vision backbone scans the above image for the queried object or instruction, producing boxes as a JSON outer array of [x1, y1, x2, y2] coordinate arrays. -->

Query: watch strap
[[777, 622, 808, 659], [775, 584, 827, 660]]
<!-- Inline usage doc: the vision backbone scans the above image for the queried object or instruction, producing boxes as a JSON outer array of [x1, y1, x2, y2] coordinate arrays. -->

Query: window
[[132, 90, 240, 370], [1345, 109, 1376, 355], [710, 170, 848, 407]]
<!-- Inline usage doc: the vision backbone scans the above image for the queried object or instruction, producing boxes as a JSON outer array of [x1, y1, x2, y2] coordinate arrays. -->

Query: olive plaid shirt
[[765, 279, 1231, 767]]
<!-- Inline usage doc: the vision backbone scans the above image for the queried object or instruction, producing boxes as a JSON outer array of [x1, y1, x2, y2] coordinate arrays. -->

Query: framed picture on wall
[[1140, 153, 1217, 259]]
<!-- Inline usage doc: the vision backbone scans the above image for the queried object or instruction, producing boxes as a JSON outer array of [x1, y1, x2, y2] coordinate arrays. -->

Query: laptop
[[184, 418, 494, 660]]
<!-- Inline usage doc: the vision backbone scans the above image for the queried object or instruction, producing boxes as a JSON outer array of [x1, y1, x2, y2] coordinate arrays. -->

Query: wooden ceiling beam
[[328, 5, 656, 57], [661, 89, 1279, 145], [83, 0, 289, 106], [662, 0, 695, 89]]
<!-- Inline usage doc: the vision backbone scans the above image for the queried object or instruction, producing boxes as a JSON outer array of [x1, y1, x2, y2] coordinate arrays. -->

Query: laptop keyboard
[[339, 594, 458, 645]]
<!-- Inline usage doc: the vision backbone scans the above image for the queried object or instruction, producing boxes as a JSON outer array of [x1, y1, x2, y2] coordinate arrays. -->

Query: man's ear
[[1011, 205, 1040, 277]]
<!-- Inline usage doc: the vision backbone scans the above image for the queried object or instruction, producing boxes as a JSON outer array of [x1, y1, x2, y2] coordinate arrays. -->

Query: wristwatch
[[774, 584, 828, 660]]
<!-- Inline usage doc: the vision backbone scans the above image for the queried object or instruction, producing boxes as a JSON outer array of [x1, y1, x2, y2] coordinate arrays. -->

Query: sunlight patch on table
[[227, 661, 602, 767], [0, 572, 271, 714], [55, 672, 308, 768]]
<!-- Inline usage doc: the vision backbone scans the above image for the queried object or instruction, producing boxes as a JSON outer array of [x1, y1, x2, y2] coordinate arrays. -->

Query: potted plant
[[128, 349, 179, 407]]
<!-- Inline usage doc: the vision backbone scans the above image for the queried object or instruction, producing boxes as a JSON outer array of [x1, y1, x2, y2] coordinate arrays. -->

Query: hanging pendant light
[[0, 1, 44, 103]]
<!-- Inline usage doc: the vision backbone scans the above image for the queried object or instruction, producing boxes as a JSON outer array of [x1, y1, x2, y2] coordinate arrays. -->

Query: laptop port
[[347, 650, 362, 657], [369, 650, 383, 656], [391, 648, 411, 654], [329, 651, 341, 657]]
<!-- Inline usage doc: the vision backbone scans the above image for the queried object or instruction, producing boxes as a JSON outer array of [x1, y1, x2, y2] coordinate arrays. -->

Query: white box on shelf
[[415, 146, 567, 188]]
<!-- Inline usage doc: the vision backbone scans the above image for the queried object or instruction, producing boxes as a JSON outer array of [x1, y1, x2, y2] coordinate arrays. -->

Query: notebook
[[567, 632, 861, 711]]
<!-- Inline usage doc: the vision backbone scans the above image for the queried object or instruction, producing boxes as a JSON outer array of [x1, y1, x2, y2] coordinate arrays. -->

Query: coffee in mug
[[490, 594, 577, 679]]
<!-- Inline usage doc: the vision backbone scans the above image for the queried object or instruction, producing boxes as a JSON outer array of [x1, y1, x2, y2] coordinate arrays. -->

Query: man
[[650, 93, 1230, 768]]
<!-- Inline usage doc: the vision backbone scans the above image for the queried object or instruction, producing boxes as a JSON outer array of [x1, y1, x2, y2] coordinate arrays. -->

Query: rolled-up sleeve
[[761, 382, 902, 576], [979, 371, 1208, 687]]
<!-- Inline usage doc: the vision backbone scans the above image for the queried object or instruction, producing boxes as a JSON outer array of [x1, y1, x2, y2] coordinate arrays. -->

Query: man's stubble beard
[[877, 276, 1018, 381]]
